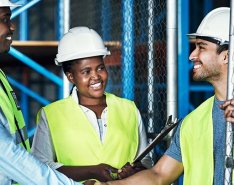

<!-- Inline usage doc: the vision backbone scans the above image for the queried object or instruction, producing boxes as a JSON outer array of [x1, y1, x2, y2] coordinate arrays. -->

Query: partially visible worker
[[0, 0, 82, 184], [94, 7, 234, 185], [32, 26, 153, 183]]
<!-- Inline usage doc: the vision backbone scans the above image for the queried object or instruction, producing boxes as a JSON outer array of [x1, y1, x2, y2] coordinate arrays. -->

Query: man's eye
[[0, 18, 10, 24]]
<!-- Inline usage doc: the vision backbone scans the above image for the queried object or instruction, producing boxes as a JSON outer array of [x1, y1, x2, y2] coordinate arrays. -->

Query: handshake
[[83, 162, 145, 185]]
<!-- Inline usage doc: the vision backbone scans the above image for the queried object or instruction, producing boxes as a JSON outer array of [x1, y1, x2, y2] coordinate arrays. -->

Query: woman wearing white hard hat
[[32, 27, 153, 184], [95, 7, 234, 185], [0, 1, 81, 185]]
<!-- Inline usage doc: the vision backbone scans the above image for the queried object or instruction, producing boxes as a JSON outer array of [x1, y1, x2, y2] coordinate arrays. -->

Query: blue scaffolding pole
[[121, 0, 135, 100], [178, 0, 189, 118]]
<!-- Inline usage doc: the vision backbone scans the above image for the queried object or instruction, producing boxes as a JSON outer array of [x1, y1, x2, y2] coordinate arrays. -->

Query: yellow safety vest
[[0, 69, 30, 185], [43, 93, 139, 169], [181, 96, 234, 185]]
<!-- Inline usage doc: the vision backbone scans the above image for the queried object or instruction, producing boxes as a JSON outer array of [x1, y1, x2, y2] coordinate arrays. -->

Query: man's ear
[[66, 72, 74, 84], [223, 51, 229, 64]]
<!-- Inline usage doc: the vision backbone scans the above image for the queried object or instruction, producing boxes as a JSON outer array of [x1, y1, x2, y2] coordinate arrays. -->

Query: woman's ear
[[66, 72, 74, 84]]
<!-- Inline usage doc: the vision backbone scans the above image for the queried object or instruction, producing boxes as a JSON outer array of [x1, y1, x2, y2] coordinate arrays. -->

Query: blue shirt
[[165, 97, 226, 185], [0, 88, 81, 184]]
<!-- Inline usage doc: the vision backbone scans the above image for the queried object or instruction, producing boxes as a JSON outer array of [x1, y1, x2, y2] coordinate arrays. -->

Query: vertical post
[[166, 0, 177, 119], [19, 0, 28, 126], [121, 0, 134, 100], [62, 0, 70, 98], [147, 0, 154, 134], [178, 0, 189, 118], [224, 3, 234, 185], [19, 0, 28, 41], [101, 0, 110, 41], [58, 0, 70, 98]]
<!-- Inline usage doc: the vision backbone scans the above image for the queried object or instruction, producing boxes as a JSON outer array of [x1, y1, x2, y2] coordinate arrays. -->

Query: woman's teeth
[[90, 82, 101, 89]]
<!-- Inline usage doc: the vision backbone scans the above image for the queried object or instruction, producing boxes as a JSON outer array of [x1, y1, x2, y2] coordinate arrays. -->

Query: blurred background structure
[[0, 0, 230, 179]]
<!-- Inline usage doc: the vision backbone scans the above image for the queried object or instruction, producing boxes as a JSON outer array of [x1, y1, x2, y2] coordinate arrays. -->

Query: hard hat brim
[[55, 50, 111, 66], [0, 2, 21, 7], [187, 33, 229, 45]]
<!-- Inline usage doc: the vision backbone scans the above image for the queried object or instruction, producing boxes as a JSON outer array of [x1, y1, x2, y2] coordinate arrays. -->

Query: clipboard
[[133, 115, 181, 163]]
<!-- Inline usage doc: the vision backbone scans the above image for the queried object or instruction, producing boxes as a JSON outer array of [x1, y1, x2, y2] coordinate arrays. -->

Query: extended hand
[[118, 162, 146, 179]]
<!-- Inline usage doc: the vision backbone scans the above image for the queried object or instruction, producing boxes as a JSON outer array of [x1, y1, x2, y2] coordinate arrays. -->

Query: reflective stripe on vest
[[0, 69, 30, 151], [43, 93, 139, 169]]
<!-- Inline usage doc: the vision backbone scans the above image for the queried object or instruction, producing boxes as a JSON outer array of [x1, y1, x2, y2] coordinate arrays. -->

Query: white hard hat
[[0, 0, 20, 7], [55, 26, 111, 66], [188, 7, 230, 45]]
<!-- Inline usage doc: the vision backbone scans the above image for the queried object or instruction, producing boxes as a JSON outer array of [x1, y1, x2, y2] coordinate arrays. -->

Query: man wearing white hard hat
[[31, 26, 153, 183], [95, 7, 234, 185], [0, 1, 82, 184]]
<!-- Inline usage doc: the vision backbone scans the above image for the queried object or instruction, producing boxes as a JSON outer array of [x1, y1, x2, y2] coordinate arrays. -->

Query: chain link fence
[[71, 0, 167, 162], [5, 0, 168, 162]]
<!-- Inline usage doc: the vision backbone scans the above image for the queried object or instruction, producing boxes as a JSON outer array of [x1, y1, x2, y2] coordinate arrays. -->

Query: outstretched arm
[[0, 120, 80, 185], [95, 155, 183, 185]]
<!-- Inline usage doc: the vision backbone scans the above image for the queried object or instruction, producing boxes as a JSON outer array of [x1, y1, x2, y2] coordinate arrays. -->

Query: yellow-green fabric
[[43, 93, 139, 169], [181, 96, 214, 185], [180, 96, 234, 185], [0, 69, 30, 151]]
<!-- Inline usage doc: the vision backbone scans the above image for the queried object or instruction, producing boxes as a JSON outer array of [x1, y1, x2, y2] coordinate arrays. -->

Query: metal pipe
[[9, 47, 63, 86], [101, 0, 111, 41], [147, 0, 154, 134], [62, 0, 70, 98], [166, 0, 177, 119], [11, 0, 41, 19], [178, 0, 189, 118], [19, 0, 28, 40], [8, 76, 50, 105], [121, 0, 134, 100], [224, 2, 234, 184]]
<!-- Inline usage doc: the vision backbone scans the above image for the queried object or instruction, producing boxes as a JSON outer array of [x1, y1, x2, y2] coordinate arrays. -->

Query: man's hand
[[94, 182, 108, 185], [117, 162, 146, 179], [84, 180, 96, 185], [220, 99, 234, 123]]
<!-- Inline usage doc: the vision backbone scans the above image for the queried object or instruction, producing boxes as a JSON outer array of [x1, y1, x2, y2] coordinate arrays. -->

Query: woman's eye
[[98, 66, 105, 71], [82, 70, 90, 75]]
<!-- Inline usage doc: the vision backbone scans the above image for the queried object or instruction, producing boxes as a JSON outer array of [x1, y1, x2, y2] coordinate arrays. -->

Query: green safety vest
[[180, 96, 234, 185], [0, 69, 30, 185], [42, 93, 139, 169]]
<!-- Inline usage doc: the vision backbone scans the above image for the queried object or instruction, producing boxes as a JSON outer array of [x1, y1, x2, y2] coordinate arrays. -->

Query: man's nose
[[10, 22, 16, 31], [189, 49, 198, 61]]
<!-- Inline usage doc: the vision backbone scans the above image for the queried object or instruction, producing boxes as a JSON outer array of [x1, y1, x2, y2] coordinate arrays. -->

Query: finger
[[224, 109, 234, 118], [108, 167, 118, 173], [220, 100, 233, 109], [226, 116, 234, 123], [223, 103, 234, 115], [131, 162, 142, 168], [104, 169, 118, 181]]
